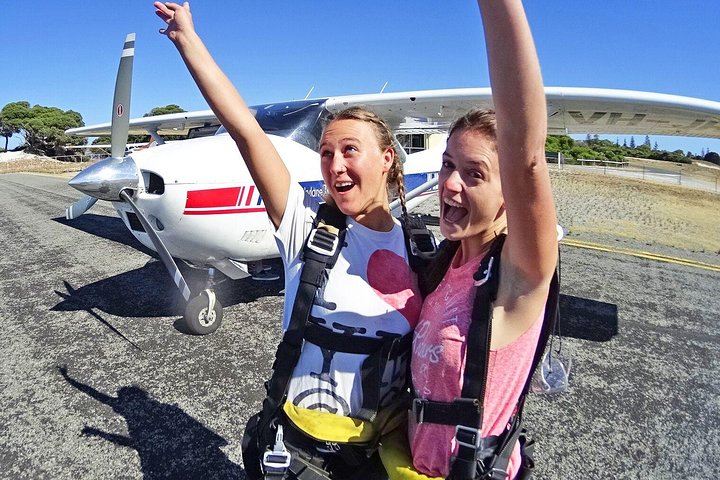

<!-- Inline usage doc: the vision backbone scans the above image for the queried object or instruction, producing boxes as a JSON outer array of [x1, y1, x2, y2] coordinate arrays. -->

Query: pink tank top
[[409, 251, 544, 478]]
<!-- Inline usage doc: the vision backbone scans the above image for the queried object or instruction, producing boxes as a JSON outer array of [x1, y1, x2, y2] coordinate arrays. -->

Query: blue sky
[[2, 0, 719, 154]]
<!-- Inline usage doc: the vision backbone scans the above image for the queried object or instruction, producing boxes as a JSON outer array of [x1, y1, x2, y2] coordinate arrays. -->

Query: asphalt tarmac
[[0, 173, 718, 479]]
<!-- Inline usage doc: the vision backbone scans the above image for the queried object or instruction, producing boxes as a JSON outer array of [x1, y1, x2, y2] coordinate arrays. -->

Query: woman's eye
[[440, 160, 454, 170], [320, 150, 332, 158], [470, 170, 483, 179], [344, 145, 358, 153]]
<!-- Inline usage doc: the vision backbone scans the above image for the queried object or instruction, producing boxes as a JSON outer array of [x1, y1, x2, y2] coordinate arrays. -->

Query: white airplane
[[64, 33, 720, 335]]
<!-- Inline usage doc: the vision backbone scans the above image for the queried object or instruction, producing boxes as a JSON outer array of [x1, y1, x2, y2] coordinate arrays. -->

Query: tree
[[705, 151, 720, 165], [92, 105, 188, 149], [629, 136, 636, 148], [654, 141, 659, 150], [143, 104, 185, 117], [1, 101, 85, 157], [644, 135, 651, 148], [0, 114, 18, 151]]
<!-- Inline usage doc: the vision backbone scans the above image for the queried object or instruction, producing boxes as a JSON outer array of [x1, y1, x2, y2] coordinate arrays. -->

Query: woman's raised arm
[[477, 0, 558, 284], [155, 1, 290, 228]]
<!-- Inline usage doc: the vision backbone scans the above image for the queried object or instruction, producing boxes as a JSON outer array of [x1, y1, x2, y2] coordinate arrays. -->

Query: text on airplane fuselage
[[568, 111, 718, 131]]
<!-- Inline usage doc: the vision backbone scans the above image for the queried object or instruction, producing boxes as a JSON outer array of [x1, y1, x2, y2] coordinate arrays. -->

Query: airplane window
[[216, 99, 330, 151], [188, 124, 221, 139]]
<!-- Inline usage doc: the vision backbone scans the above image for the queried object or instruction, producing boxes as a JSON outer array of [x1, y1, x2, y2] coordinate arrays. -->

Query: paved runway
[[1, 173, 718, 479]]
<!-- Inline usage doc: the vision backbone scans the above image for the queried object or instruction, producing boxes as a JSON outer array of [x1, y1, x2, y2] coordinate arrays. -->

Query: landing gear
[[183, 267, 223, 335], [184, 290, 223, 335]]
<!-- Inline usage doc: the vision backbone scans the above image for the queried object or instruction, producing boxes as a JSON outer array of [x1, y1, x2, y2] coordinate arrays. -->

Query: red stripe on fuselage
[[245, 185, 255, 206], [184, 207, 266, 215], [185, 187, 241, 209]]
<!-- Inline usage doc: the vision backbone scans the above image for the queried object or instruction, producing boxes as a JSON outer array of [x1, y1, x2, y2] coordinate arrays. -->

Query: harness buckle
[[306, 226, 340, 257], [473, 256, 495, 287], [455, 424, 483, 450], [412, 398, 426, 424], [262, 425, 291, 473], [408, 227, 437, 259]]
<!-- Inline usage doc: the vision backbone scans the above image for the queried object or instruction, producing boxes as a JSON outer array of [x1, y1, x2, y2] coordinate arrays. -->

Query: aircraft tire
[[184, 294, 223, 335]]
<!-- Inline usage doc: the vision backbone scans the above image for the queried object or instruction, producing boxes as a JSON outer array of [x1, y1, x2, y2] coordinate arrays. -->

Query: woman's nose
[[329, 153, 347, 174], [442, 170, 462, 192]]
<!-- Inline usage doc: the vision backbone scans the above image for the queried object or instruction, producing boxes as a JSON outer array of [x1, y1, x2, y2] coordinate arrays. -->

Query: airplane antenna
[[380, 81, 389, 94], [304, 86, 315, 100]]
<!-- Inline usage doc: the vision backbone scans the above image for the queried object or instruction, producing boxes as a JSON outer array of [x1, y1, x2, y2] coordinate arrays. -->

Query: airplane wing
[[67, 87, 720, 140], [325, 87, 720, 138], [66, 110, 219, 137]]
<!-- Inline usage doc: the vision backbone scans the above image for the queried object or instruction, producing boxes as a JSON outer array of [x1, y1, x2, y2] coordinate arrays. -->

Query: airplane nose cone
[[69, 156, 140, 201]]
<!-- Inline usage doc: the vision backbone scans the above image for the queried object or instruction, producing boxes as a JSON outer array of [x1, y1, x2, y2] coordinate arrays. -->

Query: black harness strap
[[264, 203, 347, 415], [451, 235, 506, 480], [410, 234, 561, 480], [303, 320, 413, 421]]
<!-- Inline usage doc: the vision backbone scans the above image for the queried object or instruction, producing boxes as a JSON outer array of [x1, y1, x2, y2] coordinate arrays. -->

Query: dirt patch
[[551, 169, 720, 253]]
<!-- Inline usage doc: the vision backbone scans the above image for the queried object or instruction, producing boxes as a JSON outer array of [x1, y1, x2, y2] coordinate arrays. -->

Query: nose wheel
[[184, 290, 223, 335], [183, 268, 223, 335]]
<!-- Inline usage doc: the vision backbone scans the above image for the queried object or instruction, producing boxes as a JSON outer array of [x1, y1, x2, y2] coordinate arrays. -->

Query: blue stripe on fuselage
[[299, 174, 437, 200]]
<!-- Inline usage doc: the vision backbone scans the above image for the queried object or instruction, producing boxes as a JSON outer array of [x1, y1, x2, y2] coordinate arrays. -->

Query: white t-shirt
[[274, 182, 422, 417]]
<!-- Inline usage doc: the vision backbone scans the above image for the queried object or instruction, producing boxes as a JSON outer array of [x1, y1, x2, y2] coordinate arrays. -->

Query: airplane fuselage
[[114, 132, 440, 278]]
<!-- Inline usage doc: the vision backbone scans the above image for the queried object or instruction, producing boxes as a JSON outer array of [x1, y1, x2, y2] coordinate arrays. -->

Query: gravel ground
[[0, 171, 718, 479]]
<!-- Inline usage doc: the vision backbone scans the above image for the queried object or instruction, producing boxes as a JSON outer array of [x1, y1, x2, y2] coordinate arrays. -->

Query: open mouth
[[335, 181, 355, 193], [442, 198, 468, 224]]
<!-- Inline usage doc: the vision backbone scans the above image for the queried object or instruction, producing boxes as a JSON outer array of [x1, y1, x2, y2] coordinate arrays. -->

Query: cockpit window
[[215, 99, 330, 151]]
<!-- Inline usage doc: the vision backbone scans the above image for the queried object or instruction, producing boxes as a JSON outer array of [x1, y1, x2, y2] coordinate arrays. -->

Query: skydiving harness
[[410, 234, 560, 480], [243, 203, 437, 480]]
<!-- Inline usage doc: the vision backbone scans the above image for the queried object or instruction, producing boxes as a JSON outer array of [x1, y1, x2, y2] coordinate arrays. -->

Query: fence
[[553, 162, 720, 194], [577, 158, 630, 168]]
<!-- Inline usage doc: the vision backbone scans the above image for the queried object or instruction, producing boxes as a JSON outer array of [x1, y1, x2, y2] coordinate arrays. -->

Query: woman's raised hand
[[154, 1, 194, 41]]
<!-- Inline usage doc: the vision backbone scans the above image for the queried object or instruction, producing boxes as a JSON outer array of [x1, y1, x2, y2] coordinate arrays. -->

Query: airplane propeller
[[65, 34, 221, 335], [65, 33, 137, 219]]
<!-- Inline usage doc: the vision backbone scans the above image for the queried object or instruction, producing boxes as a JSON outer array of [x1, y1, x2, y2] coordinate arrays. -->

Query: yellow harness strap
[[282, 397, 406, 444]]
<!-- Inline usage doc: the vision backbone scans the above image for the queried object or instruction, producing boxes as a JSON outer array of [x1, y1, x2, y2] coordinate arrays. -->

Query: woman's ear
[[382, 147, 395, 173]]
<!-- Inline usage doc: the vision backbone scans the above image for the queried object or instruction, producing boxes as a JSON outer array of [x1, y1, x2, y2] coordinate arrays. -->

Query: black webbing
[[450, 235, 506, 480], [265, 203, 347, 404], [460, 235, 507, 402]]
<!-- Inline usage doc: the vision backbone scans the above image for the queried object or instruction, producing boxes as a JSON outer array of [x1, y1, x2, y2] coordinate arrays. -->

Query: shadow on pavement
[[58, 366, 246, 480], [559, 294, 619, 342], [51, 259, 285, 319], [52, 215, 155, 257]]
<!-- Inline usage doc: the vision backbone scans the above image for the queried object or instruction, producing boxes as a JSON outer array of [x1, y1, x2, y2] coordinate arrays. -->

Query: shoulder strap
[[450, 234, 506, 480], [460, 234, 507, 402], [265, 203, 347, 404], [400, 214, 438, 274]]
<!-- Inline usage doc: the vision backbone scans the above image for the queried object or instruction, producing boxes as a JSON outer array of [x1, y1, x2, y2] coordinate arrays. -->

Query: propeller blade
[[65, 195, 99, 220], [110, 33, 135, 160], [119, 190, 192, 302]]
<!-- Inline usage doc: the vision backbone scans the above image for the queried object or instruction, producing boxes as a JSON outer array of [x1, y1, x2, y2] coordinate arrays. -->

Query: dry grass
[[551, 169, 720, 252], [0, 156, 93, 175]]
